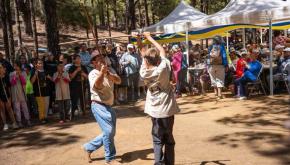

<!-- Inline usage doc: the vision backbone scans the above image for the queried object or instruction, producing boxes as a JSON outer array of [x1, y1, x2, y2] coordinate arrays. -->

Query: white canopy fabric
[[189, 0, 290, 31], [144, 1, 206, 34]]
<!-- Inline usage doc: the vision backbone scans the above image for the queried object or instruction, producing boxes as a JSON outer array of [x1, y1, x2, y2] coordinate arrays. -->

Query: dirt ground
[[0, 93, 290, 165]]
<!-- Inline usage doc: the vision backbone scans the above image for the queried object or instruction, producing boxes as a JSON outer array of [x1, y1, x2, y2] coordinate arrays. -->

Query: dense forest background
[[0, 0, 230, 61]]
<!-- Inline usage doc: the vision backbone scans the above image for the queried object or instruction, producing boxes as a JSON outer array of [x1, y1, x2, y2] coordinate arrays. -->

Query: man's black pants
[[151, 116, 175, 165]]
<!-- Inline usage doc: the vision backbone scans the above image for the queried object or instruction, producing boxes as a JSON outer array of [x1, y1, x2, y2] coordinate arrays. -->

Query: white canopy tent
[[190, 0, 290, 29], [144, 1, 206, 34]]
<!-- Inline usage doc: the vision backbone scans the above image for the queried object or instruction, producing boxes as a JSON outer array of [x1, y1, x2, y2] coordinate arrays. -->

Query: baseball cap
[[229, 47, 235, 53], [284, 47, 290, 52], [127, 44, 134, 49], [275, 44, 285, 50], [90, 50, 101, 62], [172, 45, 179, 51]]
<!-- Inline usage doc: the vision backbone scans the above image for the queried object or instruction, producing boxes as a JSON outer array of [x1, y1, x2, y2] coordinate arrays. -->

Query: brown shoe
[[81, 146, 92, 163]]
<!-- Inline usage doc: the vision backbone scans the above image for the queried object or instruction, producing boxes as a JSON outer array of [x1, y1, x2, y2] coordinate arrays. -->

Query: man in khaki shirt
[[83, 50, 121, 165]]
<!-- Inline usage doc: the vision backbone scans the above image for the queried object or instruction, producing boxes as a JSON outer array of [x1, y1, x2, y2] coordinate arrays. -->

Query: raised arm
[[143, 32, 166, 58]]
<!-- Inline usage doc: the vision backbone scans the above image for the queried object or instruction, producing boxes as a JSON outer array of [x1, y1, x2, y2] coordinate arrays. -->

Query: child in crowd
[[9, 62, 31, 127], [0, 64, 18, 130], [24, 64, 38, 118], [53, 62, 71, 123], [31, 59, 52, 123]]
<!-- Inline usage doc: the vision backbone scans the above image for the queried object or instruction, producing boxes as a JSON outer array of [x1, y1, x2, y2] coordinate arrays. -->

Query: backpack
[[181, 52, 188, 69], [209, 45, 223, 65]]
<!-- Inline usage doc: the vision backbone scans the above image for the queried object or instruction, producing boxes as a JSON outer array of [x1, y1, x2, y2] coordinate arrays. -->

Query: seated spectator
[[236, 50, 248, 79], [271, 47, 290, 89], [234, 49, 262, 100]]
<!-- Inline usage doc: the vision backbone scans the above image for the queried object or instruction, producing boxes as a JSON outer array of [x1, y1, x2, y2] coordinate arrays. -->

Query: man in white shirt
[[136, 32, 180, 165], [82, 50, 121, 165]]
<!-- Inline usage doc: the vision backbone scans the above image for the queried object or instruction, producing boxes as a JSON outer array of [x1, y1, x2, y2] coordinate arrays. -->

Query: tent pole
[[186, 22, 190, 83], [285, 29, 288, 37], [226, 32, 229, 51], [260, 28, 263, 44], [242, 28, 246, 49], [269, 18, 274, 96]]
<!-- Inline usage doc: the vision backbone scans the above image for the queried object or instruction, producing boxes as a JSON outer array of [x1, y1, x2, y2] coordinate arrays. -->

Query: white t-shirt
[[89, 68, 115, 106]]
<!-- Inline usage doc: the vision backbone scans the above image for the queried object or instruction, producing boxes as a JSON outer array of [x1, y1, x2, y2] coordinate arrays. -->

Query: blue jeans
[[234, 72, 256, 97], [83, 102, 117, 161]]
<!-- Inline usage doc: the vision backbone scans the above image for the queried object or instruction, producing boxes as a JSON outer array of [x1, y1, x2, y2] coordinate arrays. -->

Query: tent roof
[[190, 0, 290, 30], [144, 1, 206, 34]]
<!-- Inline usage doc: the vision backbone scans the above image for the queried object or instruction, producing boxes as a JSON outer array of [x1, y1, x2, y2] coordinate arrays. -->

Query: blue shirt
[[79, 51, 92, 72], [243, 60, 262, 81], [120, 52, 140, 75]]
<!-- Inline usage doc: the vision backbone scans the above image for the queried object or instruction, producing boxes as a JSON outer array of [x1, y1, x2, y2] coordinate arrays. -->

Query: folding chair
[[283, 63, 290, 95], [247, 64, 267, 97]]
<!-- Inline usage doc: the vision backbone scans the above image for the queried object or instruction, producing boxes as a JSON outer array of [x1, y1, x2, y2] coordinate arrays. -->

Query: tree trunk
[[0, 0, 10, 60], [2, 0, 15, 62], [137, 1, 143, 28], [113, 0, 118, 27], [144, 0, 150, 26], [128, 0, 136, 31], [14, 0, 22, 47], [42, 0, 60, 57], [98, 1, 105, 26], [30, 0, 38, 57], [151, 1, 155, 24], [18, 0, 33, 35], [106, 1, 112, 43], [191, 0, 197, 7]]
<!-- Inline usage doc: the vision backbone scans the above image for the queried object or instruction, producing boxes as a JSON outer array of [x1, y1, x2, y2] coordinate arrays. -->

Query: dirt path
[[0, 93, 289, 165]]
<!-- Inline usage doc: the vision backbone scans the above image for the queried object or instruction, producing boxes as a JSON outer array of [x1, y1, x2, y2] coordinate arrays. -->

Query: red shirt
[[236, 58, 246, 78]]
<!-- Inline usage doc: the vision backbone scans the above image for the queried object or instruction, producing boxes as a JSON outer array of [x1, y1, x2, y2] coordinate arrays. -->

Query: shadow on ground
[[211, 95, 290, 164]]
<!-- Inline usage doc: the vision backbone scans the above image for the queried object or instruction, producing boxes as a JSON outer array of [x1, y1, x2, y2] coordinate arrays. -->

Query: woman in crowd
[[207, 36, 228, 99], [0, 64, 18, 130]]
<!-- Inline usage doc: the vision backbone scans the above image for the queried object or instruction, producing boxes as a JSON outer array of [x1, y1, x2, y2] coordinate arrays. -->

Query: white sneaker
[[239, 97, 247, 100], [3, 124, 8, 131]]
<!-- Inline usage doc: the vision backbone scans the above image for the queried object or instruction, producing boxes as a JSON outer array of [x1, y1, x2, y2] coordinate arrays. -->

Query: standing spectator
[[9, 62, 31, 127], [138, 32, 180, 165], [207, 36, 228, 99], [44, 53, 57, 115], [31, 59, 52, 123], [24, 64, 38, 118], [69, 55, 88, 120], [0, 64, 18, 130], [171, 45, 183, 97], [235, 49, 262, 100], [53, 62, 71, 123], [79, 43, 92, 72], [120, 44, 140, 101]]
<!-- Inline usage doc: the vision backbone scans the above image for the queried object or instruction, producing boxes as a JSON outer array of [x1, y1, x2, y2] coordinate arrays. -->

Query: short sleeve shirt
[[68, 65, 88, 87], [89, 68, 115, 106]]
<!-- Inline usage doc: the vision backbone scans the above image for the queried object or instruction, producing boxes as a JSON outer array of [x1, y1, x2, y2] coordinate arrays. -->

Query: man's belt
[[91, 100, 107, 106]]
